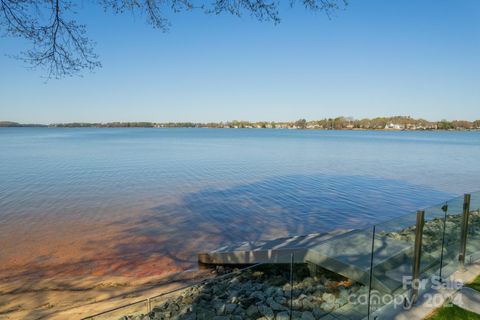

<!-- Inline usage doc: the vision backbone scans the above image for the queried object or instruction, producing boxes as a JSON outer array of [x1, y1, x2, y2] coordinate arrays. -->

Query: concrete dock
[[198, 229, 419, 293]]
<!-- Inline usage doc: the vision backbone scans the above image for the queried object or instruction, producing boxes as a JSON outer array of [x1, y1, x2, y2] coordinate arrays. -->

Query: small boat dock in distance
[[198, 229, 415, 294]]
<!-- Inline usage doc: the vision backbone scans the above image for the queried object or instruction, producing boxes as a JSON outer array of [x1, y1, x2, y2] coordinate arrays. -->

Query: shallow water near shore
[[1, 128, 479, 276], [0, 128, 479, 317]]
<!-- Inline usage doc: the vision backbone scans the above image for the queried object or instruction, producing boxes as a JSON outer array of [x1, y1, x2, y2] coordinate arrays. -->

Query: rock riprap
[[120, 264, 364, 320], [120, 210, 480, 320], [380, 209, 480, 253]]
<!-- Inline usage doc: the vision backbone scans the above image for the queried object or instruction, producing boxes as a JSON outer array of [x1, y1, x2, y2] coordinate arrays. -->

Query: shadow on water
[[104, 174, 452, 272], [83, 175, 458, 319], [0, 174, 454, 319]]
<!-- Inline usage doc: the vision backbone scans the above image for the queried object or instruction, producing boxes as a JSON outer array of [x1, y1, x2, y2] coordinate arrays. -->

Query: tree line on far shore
[[1, 116, 479, 130]]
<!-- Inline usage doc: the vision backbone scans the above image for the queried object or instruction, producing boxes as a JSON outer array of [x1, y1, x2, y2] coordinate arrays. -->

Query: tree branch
[[0, 0, 346, 78]]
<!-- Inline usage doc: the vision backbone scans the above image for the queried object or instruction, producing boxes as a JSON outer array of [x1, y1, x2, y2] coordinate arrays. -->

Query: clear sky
[[0, 0, 479, 124]]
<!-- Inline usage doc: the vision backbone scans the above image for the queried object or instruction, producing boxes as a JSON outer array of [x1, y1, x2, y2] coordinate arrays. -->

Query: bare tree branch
[[0, 0, 347, 78], [1, 0, 100, 78]]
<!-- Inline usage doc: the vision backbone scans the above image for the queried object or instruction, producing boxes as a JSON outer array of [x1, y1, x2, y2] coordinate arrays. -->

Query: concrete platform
[[307, 230, 413, 293], [371, 263, 480, 320], [198, 229, 418, 293], [198, 229, 351, 265], [452, 287, 480, 314]]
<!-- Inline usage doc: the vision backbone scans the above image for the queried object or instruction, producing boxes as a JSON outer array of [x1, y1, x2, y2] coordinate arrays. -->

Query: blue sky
[[0, 0, 479, 123]]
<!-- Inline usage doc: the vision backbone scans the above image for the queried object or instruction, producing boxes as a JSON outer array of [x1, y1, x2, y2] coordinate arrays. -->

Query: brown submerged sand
[[0, 214, 221, 320], [0, 193, 292, 319]]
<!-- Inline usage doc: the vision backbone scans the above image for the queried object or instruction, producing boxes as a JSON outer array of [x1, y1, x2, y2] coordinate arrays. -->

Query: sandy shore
[[0, 204, 287, 320], [0, 205, 217, 320], [0, 268, 214, 320]]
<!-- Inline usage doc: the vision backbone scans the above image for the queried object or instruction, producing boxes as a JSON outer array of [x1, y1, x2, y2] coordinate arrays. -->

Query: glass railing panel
[[84, 299, 148, 320], [300, 228, 373, 319], [420, 203, 448, 280], [439, 195, 464, 278], [243, 253, 294, 320], [467, 191, 480, 264], [369, 212, 418, 315], [120, 252, 296, 320], [147, 284, 200, 320], [290, 253, 341, 320], [470, 191, 480, 211]]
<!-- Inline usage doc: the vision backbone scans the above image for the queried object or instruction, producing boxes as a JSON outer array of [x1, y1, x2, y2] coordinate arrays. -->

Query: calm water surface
[[0, 128, 479, 278]]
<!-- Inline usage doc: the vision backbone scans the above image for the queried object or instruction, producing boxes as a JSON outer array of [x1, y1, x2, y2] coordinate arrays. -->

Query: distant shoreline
[[1, 116, 479, 131], [1, 125, 479, 132], [1, 126, 479, 132]]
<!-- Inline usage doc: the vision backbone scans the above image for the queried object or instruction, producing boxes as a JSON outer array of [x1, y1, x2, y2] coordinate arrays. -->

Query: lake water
[[0, 128, 479, 279]]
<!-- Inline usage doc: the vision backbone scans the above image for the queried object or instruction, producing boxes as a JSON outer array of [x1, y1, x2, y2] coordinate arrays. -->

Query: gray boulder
[[301, 311, 315, 320]]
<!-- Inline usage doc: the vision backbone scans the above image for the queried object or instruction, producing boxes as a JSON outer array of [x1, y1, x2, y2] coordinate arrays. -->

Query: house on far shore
[[405, 123, 417, 130], [384, 123, 403, 130], [345, 124, 355, 129]]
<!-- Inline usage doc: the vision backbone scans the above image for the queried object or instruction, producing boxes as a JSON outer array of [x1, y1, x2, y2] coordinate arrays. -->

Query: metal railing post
[[289, 253, 294, 320], [367, 225, 376, 319], [459, 194, 471, 268], [439, 203, 448, 281], [411, 210, 425, 304]]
